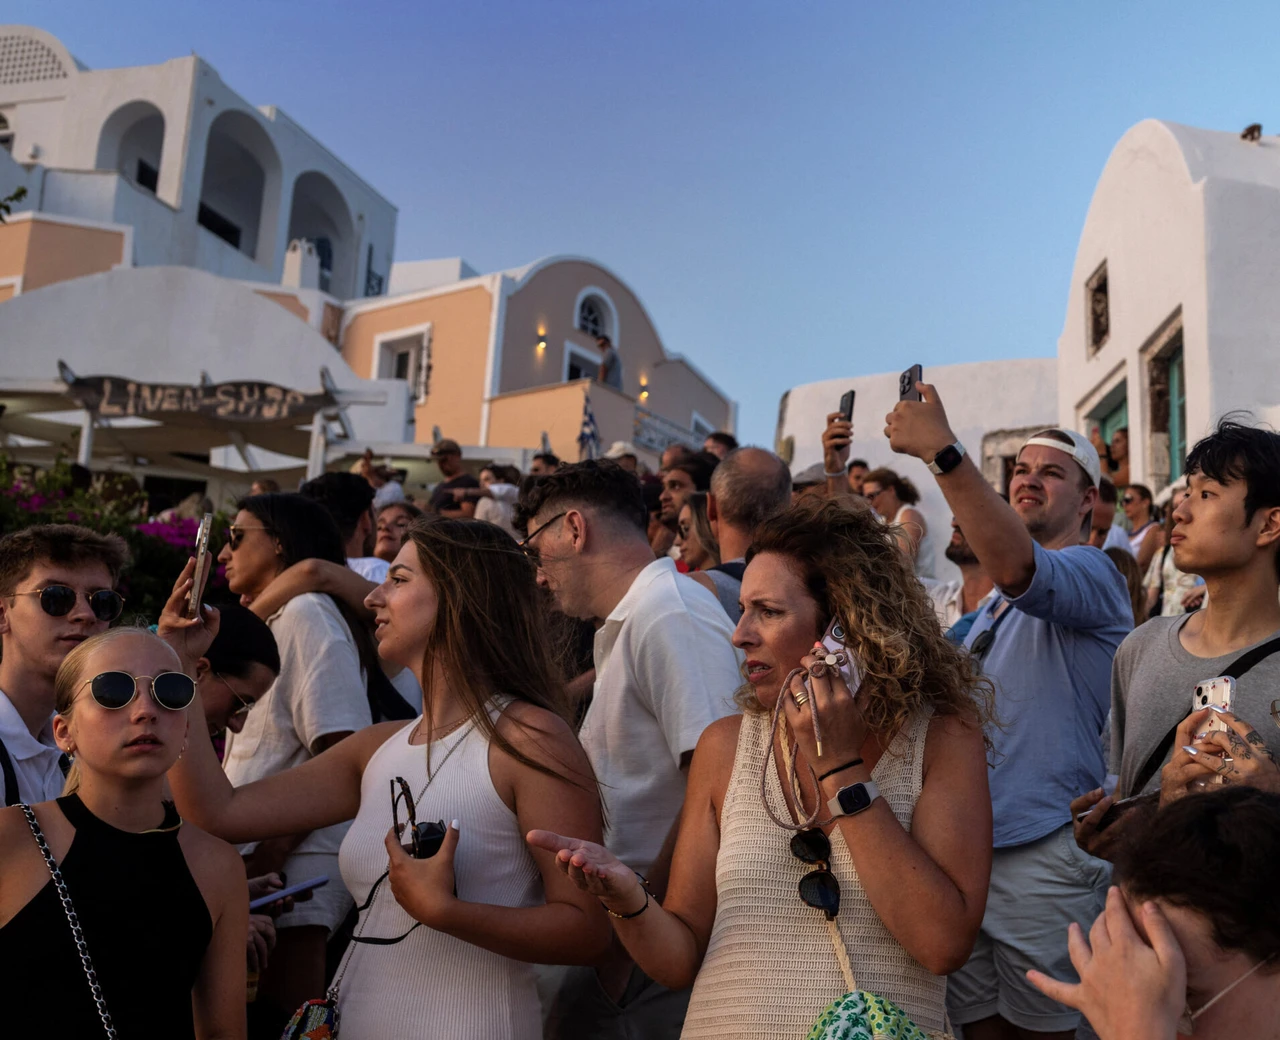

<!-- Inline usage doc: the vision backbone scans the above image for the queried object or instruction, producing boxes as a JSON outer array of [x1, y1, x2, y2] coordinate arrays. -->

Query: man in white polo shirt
[[518, 459, 742, 1040], [0, 525, 130, 804]]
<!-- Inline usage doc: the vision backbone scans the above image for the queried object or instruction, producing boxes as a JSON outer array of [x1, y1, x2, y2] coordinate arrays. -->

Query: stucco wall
[[342, 283, 493, 444], [0, 216, 126, 292], [256, 289, 310, 322], [1056, 120, 1210, 487], [499, 259, 732, 434], [781, 359, 1058, 582]]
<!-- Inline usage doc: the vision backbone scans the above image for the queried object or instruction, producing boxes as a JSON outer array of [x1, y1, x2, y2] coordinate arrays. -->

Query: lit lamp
[[639, 378, 649, 401], [536, 336, 547, 351]]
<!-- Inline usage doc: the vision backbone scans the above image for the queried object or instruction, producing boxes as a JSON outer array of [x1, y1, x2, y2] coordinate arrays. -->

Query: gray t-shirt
[[599, 345, 623, 390], [1111, 614, 1280, 796]]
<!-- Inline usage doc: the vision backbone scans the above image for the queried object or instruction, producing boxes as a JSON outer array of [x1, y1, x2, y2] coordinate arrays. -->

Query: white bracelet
[[823, 470, 846, 479]]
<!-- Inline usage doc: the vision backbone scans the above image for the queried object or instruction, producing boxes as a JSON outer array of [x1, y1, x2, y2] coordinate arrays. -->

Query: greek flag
[[578, 393, 600, 460]]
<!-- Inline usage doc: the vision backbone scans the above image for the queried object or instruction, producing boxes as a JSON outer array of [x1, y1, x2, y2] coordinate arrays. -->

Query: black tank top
[[0, 794, 214, 1038]]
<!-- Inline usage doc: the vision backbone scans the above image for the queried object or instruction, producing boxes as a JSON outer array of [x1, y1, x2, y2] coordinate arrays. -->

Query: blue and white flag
[[578, 393, 600, 460]]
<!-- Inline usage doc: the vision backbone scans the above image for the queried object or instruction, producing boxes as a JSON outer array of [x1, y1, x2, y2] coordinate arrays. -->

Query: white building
[[1058, 118, 1280, 495], [0, 24, 396, 298], [778, 359, 1059, 581]]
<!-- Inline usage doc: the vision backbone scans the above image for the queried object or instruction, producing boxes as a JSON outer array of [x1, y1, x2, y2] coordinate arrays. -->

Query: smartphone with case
[[838, 390, 855, 423], [899, 364, 923, 403], [805, 616, 863, 697], [187, 513, 213, 619], [1193, 676, 1235, 785]]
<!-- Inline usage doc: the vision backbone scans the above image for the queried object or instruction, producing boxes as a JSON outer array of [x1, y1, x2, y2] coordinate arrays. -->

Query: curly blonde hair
[[739, 497, 995, 745]]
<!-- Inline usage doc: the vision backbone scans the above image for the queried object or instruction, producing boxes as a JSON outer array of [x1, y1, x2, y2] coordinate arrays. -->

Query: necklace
[[411, 713, 469, 746]]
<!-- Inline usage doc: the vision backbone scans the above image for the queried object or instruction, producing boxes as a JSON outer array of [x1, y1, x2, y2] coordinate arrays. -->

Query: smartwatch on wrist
[[827, 779, 881, 819], [927, 441, 966, 476]]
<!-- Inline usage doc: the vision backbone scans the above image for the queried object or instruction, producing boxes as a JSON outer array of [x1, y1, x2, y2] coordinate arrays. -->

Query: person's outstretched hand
[[526, 830, 646, 916], [822, 412, 852, 476], [1028, 886, 1185, 1040], [157, 556, 221, 674]]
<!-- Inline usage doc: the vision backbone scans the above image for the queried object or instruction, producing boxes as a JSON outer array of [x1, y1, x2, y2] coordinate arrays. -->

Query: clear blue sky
[[11, 2, 1280, 446]]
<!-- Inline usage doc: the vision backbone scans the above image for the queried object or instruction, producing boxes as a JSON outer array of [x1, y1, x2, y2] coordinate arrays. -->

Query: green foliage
[[0, 454, 229, 624], [0, 185, 28, 224]]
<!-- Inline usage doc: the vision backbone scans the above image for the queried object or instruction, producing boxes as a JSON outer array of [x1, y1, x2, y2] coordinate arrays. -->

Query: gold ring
[[792, 691, 810, 707]]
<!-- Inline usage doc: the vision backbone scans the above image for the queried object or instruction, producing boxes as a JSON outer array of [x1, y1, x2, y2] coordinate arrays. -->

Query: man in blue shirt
[[886, 382, 1132, 1040]]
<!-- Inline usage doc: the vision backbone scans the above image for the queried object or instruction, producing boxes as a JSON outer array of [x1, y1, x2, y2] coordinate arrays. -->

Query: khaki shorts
[[273, 851, 353, 936], [947, 823, 1110, 1033]]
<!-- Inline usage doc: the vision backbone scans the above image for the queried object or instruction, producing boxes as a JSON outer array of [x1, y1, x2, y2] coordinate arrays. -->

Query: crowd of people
[[0, 378, 1278, 1040]]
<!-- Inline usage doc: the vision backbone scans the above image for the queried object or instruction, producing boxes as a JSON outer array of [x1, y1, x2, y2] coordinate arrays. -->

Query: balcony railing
[[634, 407, 702, 455]]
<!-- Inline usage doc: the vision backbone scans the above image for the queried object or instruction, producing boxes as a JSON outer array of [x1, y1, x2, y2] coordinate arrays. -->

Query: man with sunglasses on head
[[0, 524, 130, 805], [887, 386, 1132, 1040]]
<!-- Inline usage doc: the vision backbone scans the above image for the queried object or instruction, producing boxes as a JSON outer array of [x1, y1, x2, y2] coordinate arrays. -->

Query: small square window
[[1086, 261, 1110, 354]]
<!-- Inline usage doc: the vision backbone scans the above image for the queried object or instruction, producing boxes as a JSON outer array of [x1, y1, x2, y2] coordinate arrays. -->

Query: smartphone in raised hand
[[838, 389, 855, 423], [899, 364, 923, 403], [187, 513, 213, 619]]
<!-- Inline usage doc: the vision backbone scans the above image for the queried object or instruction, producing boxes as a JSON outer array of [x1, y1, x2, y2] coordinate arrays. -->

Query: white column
[[305, 412, 328, 480], [76, 411, 95, 467]]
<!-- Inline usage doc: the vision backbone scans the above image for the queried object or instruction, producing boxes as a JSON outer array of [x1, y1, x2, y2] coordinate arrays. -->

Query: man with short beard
[[922, 518, 995, 638], [888, 386, 1132, 1040]]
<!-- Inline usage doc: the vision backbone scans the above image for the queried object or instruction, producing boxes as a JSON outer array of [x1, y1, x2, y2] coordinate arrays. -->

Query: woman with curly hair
[[529, 497, 994, 1037]]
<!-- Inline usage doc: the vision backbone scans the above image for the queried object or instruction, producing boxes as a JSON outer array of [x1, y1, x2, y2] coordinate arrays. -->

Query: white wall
[[781, 359, 1058, 582], [390, 258, 480, 294]]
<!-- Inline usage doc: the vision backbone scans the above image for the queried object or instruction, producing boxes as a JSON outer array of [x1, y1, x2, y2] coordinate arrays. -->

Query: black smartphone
[[898, 364, 923, 403], [838, 389, 855, 423]]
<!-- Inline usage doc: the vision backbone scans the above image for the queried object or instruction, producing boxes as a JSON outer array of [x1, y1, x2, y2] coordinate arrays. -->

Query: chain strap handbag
[[18, 803, 117, 1039]]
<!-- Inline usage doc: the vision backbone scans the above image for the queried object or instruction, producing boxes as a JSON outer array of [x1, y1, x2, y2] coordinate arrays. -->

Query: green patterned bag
[[807, 990, 936, 1040]]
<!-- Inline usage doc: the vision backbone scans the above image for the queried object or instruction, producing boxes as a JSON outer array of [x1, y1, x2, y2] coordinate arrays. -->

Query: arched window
[[577, 295, 608, 339], [0, 113, 13, 154]]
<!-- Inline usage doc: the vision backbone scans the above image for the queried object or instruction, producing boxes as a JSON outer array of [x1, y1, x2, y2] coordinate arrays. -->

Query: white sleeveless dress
[[333, 704, 544, 1039], [681, 709, 945, 1038], [894, 504, 936, 579]]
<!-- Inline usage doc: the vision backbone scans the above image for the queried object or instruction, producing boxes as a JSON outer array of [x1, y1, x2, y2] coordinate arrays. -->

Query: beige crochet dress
[[681, 709, 946, 1038]]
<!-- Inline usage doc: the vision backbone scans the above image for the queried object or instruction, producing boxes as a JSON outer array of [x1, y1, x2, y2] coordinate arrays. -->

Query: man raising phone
[[886, 382, 1132, 1040]]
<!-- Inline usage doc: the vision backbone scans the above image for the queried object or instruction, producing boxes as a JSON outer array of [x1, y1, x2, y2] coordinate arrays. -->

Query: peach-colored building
[[0, 25, 734, 499]]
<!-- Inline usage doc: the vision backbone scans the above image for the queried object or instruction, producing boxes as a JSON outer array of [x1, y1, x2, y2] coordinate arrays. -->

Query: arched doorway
[[198, 110, 282, 263], [287, 171, 355, 297], [95, 100, 165, 194]]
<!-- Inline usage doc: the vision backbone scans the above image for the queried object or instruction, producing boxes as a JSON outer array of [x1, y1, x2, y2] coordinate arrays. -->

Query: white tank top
[[681, 709, 945, 1037], [333, 703, 544, 1039]]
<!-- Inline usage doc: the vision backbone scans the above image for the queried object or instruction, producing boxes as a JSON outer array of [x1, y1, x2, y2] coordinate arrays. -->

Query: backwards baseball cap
[[1020, 429, 1101, 487]]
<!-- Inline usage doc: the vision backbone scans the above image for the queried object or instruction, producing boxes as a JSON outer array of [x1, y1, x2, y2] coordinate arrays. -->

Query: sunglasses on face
[[13, 585, 124, 622], [390, 776, 447, 859], [79, 670, 196, 711], [216, 673, 256, 718], [226, 524, 273, 551], [518, 512, 568, 563], [677, 524, 692, 540], [1121, 496, 1136, 505], [791, 828, 841, 920]]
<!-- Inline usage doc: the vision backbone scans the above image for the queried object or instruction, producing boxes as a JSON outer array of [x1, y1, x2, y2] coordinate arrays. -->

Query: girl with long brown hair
[[530, 498, 994, 1037], [163, 518, 609, 1040]]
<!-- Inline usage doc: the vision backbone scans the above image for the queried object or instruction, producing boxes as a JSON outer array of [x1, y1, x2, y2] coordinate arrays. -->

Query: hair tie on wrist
[[818, 758, 864, 782]]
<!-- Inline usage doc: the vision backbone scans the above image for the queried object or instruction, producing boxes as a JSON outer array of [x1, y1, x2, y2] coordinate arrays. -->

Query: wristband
[[823, 470, 847, 479], [602, 871, 652, 920], [817, 758, 864, 782]]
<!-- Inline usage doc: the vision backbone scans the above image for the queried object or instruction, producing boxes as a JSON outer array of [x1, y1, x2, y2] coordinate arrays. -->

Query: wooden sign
[[63, 375, 333, 424]]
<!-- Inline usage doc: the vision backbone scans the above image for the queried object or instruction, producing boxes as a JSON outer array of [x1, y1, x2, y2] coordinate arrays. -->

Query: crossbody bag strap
[[18, 803, 117, 1039], [1130, 635, 1280, 796], [0, 739, 17, 807], [347, 869, 422, 946]]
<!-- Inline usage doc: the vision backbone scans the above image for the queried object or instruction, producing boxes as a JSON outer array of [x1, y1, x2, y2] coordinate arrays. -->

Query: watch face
[[837, 784, 871, 815]]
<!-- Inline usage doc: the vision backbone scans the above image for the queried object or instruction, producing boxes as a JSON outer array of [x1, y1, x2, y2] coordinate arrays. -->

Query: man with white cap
[[886, 381, 1132, 1040], [604, 440, 639, 474]]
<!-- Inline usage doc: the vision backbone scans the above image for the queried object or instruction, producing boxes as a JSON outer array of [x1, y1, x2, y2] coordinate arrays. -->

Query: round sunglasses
[[79, 670, 196, 711], [13, 585, 124, 622], [791, 828, 841, 920]]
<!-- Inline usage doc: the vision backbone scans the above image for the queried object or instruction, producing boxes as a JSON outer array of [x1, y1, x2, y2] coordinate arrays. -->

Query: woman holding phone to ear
[[162, 518, 609, 1040], [0, 628, 247, 1040], [528, 498, 994, 1038]]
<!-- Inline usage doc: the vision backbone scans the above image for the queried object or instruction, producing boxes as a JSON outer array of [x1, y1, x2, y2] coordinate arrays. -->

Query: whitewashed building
[[1058, 118, 1280, 495]]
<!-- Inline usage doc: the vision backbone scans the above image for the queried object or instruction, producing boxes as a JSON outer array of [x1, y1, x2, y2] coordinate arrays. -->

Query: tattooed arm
[[1198, 713, 1280, 794]]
